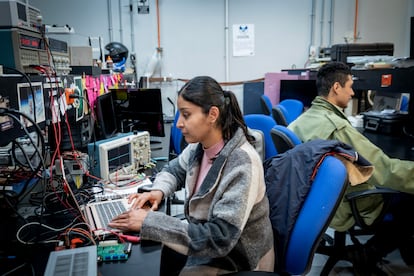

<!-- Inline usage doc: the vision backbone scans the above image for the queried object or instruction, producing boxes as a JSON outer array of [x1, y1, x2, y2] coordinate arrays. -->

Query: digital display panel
[[20, 34, 42, 49]]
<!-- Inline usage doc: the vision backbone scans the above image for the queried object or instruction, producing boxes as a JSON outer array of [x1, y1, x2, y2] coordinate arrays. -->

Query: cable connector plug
[[118, 234, 141, 243]]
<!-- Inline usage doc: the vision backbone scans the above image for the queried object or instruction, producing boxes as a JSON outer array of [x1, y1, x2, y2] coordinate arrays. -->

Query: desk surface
[[358, 128, 414, 161], [99, 242, 162, 276], [0, 195, 166, 276], [0, 217, 163, 276]]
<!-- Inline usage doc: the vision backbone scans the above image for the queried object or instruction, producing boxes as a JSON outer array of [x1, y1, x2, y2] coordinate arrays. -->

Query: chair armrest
[[345, 188, 399, 200], [345, 188, 399, 230]]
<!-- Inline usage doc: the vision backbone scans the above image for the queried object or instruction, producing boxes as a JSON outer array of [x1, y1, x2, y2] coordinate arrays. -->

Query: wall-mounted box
[[70, 46, 93, 66]]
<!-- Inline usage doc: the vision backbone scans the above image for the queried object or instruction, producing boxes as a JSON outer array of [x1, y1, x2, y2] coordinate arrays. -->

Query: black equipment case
[[362, 111, 409, 135]]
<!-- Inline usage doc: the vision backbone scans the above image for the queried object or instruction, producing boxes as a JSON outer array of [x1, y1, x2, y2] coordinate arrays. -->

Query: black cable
[[11, 139, 36, 170], [167, 96, 175, 116], [4, 195, 29, 224], [3, 111, 44, 172], [1, 262, 34, 276], [0, 108, 46, 200]]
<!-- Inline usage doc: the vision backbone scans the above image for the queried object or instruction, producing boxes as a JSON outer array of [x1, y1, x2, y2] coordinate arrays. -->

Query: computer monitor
[[16, 82, 46, 127], [0, 77, 47, 147], [279, 80, 318, 108], [95, 92, 118, 139], [118, 88, 165, 137]]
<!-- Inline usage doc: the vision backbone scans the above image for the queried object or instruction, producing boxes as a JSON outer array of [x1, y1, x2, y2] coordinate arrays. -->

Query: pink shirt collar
[[204, 139, 225, 163]]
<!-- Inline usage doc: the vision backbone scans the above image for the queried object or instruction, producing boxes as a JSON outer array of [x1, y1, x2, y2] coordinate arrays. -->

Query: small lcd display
[[17, 2, 27, 21]]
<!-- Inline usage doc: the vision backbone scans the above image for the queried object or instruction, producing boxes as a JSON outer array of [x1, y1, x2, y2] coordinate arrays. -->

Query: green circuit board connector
[[97, 241, 131, 262]]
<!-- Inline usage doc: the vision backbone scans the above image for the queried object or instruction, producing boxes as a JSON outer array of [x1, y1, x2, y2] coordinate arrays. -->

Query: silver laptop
[[83, 198, 132, 235], [63, 176, 133, 235], [63, 171, 149, 235]]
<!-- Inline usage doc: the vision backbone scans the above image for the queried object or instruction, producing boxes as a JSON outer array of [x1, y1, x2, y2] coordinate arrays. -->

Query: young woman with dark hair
[[109, 76, 274, 275]]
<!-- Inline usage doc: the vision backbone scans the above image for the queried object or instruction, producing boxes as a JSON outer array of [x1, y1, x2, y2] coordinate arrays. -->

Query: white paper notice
[[233, 24, 255, 57]]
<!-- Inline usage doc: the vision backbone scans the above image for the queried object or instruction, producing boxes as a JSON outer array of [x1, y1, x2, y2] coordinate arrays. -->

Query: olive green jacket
[[288, 96, 414, 231]]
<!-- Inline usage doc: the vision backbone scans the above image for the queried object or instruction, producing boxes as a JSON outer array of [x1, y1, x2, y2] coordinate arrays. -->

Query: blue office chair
[[244, 114, 278, 159], [319, 188, 399, 276], [170, 111, 182, 155], [401, 94, 409, 112], [283, 155, 348, 275], [270, 125, 302, 154], [272, 99, 304, 126], [280, 99, 304, 122], [268, 126, 400, 275], [260, 94, 273, 116], [223, 151, 349, 276], [169, 111, 188, 159], [271, 104, 289, 126], [167, 111, 187, 216]]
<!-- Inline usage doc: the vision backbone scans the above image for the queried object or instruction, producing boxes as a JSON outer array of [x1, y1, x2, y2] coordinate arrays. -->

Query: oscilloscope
[[88, 131, 151, 181]]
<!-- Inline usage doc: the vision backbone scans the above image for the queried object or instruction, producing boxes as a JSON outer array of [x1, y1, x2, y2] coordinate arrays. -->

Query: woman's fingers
[[127, 190, 163, 210], [129, 193, 148, 208], [109, 209, 147, 232], [150, 200, 159, 211]]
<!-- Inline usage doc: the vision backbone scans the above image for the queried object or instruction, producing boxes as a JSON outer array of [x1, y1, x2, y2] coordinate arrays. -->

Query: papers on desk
[[380, 109, 397, 114], [94, 177, 153, 201], [348, 115, 364, 128]]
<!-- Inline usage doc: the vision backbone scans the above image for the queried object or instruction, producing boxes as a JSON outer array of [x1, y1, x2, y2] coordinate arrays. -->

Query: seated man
[[288, 61, 414, 274]]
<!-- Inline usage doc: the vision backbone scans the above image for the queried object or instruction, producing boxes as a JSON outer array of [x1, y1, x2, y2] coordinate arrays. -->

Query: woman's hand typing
[[108, 208, 148, 232], [128, 190, 164, 210]]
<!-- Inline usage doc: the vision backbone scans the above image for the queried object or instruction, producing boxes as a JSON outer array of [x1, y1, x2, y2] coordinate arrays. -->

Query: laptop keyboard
[[96, 200, 127, 228]]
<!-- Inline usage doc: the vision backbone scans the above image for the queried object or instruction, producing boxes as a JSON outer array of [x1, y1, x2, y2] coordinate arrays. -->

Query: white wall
[[29, 0, 414, 116]]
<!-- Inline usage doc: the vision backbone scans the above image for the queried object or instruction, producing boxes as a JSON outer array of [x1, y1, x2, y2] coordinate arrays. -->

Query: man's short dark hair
[[316, 62, 352, 96]]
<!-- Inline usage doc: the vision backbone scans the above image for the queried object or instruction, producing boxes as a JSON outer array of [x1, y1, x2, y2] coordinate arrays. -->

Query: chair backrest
[[271, 105, 288, 126], [279, 99, 304, 124], [401, 94, 409, 112], [260, 94, 273, 116], [170, 111, 187, 157], [283, 156, 348, 275], [247, 128, 265, 161], [244, 114, 277, 159], [270, 125, 302, 154]]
